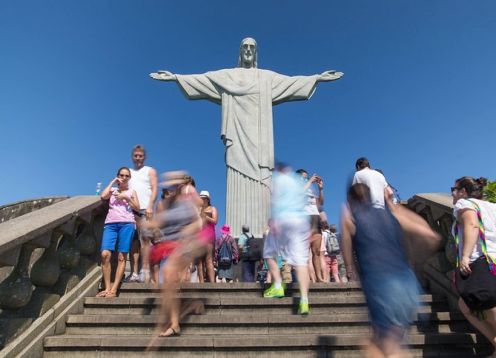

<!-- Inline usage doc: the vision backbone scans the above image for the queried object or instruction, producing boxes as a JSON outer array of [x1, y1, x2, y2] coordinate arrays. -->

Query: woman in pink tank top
[[97, 167, 140, 298], [198, 191, 218, 283]]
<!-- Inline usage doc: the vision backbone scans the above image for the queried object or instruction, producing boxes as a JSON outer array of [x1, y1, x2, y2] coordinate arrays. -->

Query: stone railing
[[406, 193, 459, 309], [0, 196, 106, 353], [0, 197, 69, 224]]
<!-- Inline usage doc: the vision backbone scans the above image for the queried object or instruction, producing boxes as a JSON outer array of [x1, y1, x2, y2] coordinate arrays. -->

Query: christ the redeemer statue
[[150, 38, 343, 238]]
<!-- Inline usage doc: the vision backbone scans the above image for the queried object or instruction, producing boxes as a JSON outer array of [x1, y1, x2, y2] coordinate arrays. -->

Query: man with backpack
[[325, 224, 342, 283], [238, 225, 262, 282]]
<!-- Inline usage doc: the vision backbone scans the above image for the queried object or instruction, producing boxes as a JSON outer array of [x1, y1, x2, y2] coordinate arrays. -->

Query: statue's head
[[238, 37, 257, 68]]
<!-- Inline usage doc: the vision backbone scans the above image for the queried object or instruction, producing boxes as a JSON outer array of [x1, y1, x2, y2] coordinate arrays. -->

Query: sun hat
[[199, 190, 210, 199], [221, 224, 230, 234]]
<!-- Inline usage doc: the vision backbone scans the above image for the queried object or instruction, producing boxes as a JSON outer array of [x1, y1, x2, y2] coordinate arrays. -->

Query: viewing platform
[[0, 193, 492, 357]]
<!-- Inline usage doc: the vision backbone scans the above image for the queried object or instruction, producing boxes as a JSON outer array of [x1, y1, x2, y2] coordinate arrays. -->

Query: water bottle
[[95, 182, 102, 196]]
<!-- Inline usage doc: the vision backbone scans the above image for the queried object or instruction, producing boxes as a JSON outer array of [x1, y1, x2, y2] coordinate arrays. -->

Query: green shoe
[[263, 284, 285, 298], [298, 301, 310, 315]]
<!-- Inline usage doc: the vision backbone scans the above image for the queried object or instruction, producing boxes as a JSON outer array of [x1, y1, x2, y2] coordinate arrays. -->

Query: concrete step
[[64, 312, 475, 336], [43, 333, 493, 357], [82, 295, 448, 316], [117, 282, 363, 297]]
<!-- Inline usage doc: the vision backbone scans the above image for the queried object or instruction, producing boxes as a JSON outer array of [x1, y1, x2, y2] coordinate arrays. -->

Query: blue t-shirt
[[271, 171, 307, 220]]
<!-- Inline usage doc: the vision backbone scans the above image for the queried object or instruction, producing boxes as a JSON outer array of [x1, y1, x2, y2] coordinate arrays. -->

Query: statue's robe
[[176, 68, 319, 238]]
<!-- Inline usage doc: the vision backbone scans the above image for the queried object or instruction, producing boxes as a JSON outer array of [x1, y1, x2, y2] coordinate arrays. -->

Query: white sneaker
[[139, 270, 150, 283], [125, 273, 140, 283]]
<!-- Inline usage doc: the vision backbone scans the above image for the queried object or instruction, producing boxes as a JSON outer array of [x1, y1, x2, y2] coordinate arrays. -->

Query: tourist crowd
[[95, 144, 496, 357]]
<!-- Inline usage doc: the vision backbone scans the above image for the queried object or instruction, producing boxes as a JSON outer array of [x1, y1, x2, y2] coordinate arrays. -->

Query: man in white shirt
[[126, 144, 158, 283], [352, 157, 391, 209]]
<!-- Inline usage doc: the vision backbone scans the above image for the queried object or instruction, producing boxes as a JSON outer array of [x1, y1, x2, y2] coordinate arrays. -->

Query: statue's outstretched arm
[[318, 70, 344, 82], [149, 70, 177, 81]]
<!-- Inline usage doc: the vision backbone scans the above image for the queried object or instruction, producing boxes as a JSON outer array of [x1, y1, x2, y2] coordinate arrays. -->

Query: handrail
[[0, 196, 101, 255], [0, 196, 69, 223], [0, 196, 106, 350], [406, 192, 459, 310]]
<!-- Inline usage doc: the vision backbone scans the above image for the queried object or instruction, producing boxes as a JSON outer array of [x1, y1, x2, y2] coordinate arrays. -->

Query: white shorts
[[263, 216, 310, 267]]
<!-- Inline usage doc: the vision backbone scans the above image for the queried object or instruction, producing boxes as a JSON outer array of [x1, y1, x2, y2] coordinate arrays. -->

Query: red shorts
[[150, 241, 181, 265]]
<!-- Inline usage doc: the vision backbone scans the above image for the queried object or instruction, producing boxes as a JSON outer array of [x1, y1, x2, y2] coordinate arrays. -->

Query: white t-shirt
[[352, 168, 388, 209], [129, 166, 153, 210], [321, 229, 330, 254], [304, 187, 320, 215], [453, 198, 496, 263]]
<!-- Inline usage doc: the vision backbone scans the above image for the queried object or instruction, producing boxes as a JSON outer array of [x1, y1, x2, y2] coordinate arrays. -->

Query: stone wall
[[0, 196, 106, 350], [406, 193, 459, 310], [0, 197, 68, 224]]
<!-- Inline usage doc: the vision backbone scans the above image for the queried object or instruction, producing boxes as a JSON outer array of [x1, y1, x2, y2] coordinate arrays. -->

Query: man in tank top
[[126, 144, 158, 283]]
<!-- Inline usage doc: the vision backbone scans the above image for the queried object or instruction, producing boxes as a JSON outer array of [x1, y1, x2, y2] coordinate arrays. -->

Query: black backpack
[[218, 240, 233, 268], [245, 234, 262, 260]]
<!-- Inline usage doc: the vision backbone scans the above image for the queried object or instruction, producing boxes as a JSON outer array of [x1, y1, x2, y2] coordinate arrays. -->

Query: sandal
[[96, 290, 109, 298], [159, 327, 181, 337]]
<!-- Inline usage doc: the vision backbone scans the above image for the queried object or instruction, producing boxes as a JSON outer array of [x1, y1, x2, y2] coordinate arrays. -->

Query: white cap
[[199, 190, 210, 199]]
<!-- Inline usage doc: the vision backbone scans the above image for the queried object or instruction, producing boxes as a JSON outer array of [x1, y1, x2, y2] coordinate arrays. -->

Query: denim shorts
[[101, 222, 136, 253]]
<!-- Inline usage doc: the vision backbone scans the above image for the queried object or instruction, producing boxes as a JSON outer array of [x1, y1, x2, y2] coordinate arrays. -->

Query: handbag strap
[[454, 199, 496, 275]]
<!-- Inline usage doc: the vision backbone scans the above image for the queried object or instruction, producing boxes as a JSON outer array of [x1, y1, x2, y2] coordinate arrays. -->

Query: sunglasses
[[451, 186, 462, 192], [119, 174, 131, 178]]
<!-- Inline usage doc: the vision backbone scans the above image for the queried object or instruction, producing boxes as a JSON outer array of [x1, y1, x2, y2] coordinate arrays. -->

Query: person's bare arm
[[458, 209, 480, 275], [101, 178, 118, 200], [129, 190, 141, 212], [384, 186, 393, 202], [156, 200, 165, 214], [205, 206, 218, 225], [146, 168, 159, 220], [317, 177, 324, 207], [340, 205, 357, 281], [387, 199, 441, 246]]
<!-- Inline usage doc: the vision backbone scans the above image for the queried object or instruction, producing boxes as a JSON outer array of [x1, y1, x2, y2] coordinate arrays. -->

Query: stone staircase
[[43, 282, 492, 357]]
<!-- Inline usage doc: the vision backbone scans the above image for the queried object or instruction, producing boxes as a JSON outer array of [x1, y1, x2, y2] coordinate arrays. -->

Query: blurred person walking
[[451, 176, 496, 357], [97, 167, 140, 298], [142, 171, 205, 339], [341, 183, 439, 357], [264, 163, 311, 315], [127, 145, 158, 283]]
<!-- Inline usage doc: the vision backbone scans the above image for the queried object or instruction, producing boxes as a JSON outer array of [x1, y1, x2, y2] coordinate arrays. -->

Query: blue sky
[[1, 1, 495, 231]]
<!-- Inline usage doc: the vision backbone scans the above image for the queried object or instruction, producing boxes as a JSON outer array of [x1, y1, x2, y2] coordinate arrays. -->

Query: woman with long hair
[[198, 190, 218, 282], [452, 176, 496, 357], [97, 167, 140, 298]]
